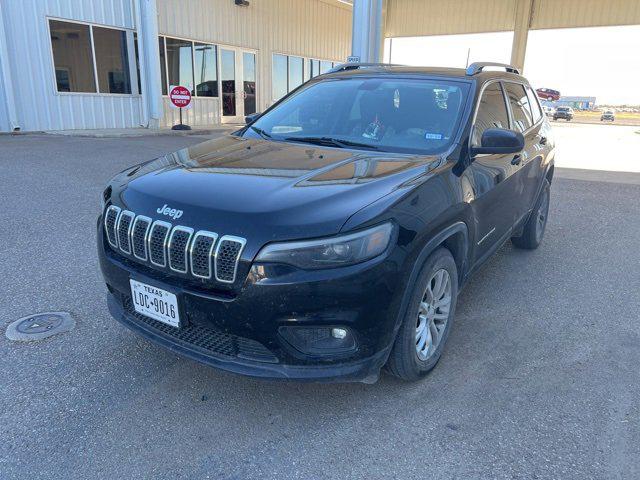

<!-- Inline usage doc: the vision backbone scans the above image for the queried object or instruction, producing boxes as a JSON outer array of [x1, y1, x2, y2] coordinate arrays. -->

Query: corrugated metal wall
[[157, 0, 352, 126], [385, 0, 640, 37], [531, 0, 640, 29], [2, 0, 142, 131], [385, 0, 516, 37]]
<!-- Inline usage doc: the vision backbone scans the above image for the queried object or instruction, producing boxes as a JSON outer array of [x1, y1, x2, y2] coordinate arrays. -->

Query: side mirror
[[470, 128, 524, 156], [245, 112, 261, 124]]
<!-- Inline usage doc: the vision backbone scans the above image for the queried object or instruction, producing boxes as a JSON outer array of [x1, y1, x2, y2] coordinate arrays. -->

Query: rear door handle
[[511, 154, 522, 166]]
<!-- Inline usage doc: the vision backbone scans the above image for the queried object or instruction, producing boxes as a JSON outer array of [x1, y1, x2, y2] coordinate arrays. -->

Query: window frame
[[470, 79, 511, 148], [501, 80, 543, 133], [158, 34, 222, 99], [272, 52, 341, 102], [46, 17, 139, 97], [470, 78, 544, 152]]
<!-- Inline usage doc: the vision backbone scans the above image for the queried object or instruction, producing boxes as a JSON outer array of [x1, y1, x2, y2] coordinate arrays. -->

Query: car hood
[[109, 135, 439, 250]]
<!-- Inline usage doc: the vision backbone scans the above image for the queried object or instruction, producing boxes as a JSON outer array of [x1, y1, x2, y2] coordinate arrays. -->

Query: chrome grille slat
[[104, 205, 121, 248], [168, 227, 194, 274], [215, 236, 247, 284], [116, 211, 135, 254], [148, 220, 172, 267], [131, 216, 152, 261], [190, 231, 218, 279], [104, 208, 246, 284]]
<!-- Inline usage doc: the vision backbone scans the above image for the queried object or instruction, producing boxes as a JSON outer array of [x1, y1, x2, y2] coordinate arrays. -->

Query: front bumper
[[98, 221, 406, 382]]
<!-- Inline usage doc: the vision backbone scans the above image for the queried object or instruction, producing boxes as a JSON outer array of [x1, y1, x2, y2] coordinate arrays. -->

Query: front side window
[[472, 83, 510, 146], [246, 77, 468, 155], [503, 82, 533, 132], [165, 37, 194, 93], [49, 20, 97, 93], [92, 26, 131, 94]]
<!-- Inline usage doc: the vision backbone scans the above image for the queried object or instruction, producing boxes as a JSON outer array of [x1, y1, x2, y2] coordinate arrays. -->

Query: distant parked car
[[600, 110, 615, 122], [553, 106, 574, 121], [537, 88, 561, 101], [542, 106, 555, 117]]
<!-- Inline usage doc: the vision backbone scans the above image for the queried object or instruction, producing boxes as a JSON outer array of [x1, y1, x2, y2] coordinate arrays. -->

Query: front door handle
[[511, 154, 522, 166]]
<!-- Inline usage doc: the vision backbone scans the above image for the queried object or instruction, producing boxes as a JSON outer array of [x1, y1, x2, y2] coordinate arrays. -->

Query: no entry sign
[[169, 85, 192, 109]]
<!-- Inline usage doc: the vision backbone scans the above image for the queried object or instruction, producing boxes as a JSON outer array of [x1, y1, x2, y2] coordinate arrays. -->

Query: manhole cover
[[5, 312, 75, 342]]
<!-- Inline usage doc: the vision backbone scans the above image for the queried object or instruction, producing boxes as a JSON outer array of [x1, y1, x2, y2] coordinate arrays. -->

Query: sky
[[385, 25, 640, 105]]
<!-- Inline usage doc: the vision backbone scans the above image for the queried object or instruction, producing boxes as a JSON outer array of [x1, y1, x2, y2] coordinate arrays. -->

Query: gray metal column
[[351, 0, 384, 63], [510, 0, 534, 72], [0, 1, 20, 131], [138, 0, 163, 129]]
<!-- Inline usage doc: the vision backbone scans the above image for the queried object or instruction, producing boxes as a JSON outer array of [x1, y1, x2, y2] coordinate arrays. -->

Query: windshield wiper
[[250, 126, 272, 140], [283, 136, 380, 151]]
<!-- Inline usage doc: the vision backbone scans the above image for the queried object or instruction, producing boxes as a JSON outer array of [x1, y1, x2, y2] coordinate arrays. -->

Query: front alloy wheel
[[386, 247, 458, 381], [415, 269, 452, 361]]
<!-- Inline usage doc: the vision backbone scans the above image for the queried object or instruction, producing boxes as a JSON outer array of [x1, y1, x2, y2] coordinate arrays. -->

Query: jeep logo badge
[[157, 204, 183, 220]]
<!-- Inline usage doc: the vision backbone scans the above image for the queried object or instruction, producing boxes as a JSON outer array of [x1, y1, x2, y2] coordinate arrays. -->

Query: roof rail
[[466, 62, 520, 76], [327, 62, 402, 74]]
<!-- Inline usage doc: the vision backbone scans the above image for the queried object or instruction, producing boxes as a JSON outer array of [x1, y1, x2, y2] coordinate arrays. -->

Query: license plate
[[129, 279, 180, 328]]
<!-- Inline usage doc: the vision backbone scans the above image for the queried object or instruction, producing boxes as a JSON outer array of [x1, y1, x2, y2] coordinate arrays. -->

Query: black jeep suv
[[98, 62, 554, 383]]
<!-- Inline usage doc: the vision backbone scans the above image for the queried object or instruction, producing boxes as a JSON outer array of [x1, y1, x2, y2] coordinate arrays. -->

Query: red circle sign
[[169, 85, 192, 108]]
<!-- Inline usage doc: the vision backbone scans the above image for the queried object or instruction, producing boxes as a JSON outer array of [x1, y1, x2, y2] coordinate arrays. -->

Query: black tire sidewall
[[390, 248, 459, 379]]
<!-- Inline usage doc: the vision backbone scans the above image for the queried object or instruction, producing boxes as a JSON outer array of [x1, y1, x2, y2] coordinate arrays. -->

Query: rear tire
[[512, 179, 550, 250], [386, 248, 458, 381]]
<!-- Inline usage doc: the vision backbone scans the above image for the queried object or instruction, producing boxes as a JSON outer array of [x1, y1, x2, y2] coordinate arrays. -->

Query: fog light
[[331, 328, 347, 339], [279, 326, 356, 356]]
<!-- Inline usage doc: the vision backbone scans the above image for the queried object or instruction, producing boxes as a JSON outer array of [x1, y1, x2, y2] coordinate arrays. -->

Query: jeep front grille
[[106, 208, 246, 284]]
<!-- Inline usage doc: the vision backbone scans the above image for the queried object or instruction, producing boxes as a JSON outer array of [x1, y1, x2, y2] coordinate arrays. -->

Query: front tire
[[512, 179, 550, 250], [386, 248, 458, 381]]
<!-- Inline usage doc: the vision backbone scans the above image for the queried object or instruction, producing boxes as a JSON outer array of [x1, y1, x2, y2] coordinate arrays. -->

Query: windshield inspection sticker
[[425, 133, 443, 140]]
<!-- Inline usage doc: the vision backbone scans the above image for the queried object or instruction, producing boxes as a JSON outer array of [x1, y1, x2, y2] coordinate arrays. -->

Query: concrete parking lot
[[1, 125, 639, 479]]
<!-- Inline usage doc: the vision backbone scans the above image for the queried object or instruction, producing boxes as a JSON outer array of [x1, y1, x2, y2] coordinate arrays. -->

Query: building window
[[49, 20, 97, 93], [165, 37, 194, 94], [272, 54, 288, 101], [158, 36, 219, 98], [288, 56, 304, 92], [194, 43, 218, 97], [309, 59, 321, 78], [320, 61, 332, 74], [49, 19, 134, 95], [93, 26, 131, 94]]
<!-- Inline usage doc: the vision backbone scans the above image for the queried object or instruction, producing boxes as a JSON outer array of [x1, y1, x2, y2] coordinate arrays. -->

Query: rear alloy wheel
[[386, 248, 458, 381], [512, 179, 550, 250]]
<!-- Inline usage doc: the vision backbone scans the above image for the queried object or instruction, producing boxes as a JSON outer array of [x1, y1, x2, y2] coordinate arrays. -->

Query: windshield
[[244, 77, 469, 154], [558, 107, 570, 112]]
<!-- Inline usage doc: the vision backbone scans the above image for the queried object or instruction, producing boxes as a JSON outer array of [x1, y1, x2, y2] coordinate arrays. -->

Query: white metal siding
[[2, 0, 142, 131], [385, 0, 517, 37], [157, 0, 351, 126], [531, 0, 640, 29], [385, 0, 640, 38]]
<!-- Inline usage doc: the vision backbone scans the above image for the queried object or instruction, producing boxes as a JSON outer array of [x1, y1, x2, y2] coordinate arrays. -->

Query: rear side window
[[472, 82, 509, 146], [503, 82, 533, 132], [525, 86, 543, 123]]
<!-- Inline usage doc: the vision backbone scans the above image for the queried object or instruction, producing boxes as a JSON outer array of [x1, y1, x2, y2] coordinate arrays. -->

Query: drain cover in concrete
[[5, 312, 75, 341]]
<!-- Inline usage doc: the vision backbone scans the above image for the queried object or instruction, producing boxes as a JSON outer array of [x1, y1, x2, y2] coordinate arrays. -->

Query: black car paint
[[99, 67, 555, 382]]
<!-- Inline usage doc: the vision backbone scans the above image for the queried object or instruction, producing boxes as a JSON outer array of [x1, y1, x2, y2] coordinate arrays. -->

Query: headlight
[[255, 222, 394, 269]]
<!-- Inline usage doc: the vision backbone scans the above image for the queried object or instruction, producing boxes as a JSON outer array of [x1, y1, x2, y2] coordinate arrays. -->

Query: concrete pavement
[[1, 128, 639, 479]]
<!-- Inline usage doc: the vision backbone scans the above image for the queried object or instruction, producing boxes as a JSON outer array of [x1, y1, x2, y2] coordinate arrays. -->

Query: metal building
[[2, 0, 639, 133], [0, 0, 351, 132]]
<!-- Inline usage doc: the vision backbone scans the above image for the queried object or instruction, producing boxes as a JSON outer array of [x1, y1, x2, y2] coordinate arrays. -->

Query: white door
[[219, 48, 257, 124]]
